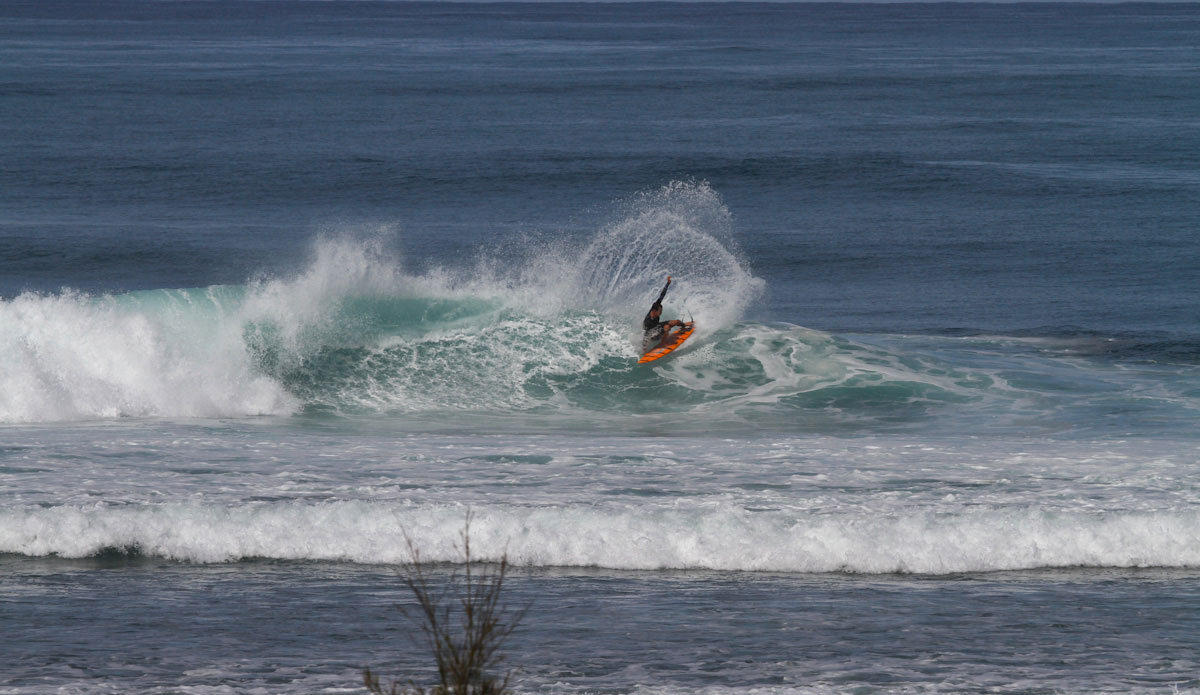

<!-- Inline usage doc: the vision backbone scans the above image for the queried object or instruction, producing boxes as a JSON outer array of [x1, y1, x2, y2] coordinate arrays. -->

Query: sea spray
[[571, 181, 764, 333], [441, 181, 763, 330]]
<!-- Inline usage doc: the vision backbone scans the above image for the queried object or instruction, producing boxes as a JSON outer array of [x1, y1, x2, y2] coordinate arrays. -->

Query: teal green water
[[2, 3, 1199, 694]]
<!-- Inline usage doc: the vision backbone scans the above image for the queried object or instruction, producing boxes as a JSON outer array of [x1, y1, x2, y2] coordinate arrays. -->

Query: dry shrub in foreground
[[364, 513, 526, 695]]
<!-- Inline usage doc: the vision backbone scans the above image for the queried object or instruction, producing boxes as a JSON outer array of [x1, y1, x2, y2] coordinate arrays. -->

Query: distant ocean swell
[[4, 501, 1200, 574]]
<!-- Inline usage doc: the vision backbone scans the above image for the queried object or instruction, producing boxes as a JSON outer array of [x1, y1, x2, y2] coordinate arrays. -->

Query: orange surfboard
[[638, 322, 695, 364]]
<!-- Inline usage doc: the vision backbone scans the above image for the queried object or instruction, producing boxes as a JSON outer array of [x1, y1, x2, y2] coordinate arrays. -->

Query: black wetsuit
[[641, 279, 671, 351]]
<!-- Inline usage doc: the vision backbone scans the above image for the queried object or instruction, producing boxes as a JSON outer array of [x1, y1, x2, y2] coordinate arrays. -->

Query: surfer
[[642, 275, 686, 351]]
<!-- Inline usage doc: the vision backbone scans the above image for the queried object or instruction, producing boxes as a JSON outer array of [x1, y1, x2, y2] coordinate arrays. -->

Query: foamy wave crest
[[0, 183, 770, 423], [0, 288, 296, 423], [0, 235, 438, 423], [5, 502, 1199, 573]]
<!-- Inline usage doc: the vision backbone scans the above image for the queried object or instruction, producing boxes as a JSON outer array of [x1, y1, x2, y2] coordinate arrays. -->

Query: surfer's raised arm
[[644, 275, 673, 332], [654, 275, 672, 307]]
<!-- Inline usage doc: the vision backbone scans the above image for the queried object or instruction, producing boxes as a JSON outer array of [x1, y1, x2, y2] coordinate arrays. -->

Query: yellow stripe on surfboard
[[638, 322, 695, 364]]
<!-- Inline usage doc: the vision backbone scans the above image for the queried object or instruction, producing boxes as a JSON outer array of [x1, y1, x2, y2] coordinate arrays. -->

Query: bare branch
[[364, 511, 525, 695]]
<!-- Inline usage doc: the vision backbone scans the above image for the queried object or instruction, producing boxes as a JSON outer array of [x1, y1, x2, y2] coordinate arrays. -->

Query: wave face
[[0, 183, 754, 424], [3, 181, 1198, 434]]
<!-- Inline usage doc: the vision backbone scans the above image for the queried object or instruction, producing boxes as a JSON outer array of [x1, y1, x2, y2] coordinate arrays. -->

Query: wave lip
[[0, 288, 295, 423], [5, 502, 1199, 574]]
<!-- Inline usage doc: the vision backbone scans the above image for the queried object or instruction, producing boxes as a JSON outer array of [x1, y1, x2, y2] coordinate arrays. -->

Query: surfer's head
[[649, 303, 662, 319]]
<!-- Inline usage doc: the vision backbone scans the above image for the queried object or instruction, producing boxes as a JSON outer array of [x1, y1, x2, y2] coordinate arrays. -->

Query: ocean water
[[3, 2, 1200, 693]]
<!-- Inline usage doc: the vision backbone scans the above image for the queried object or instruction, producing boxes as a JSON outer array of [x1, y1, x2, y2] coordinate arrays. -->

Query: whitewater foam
[[0, 289, 294, 423], [5, 501, 1199, 573]]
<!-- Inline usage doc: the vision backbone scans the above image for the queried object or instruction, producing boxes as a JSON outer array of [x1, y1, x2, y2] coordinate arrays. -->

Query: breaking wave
[[5, 501, 1200, 574], [2, 182, 1197, 434]]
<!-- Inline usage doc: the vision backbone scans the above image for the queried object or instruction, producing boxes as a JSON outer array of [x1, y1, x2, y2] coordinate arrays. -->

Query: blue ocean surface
[[2, 2, 1200, 693]]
